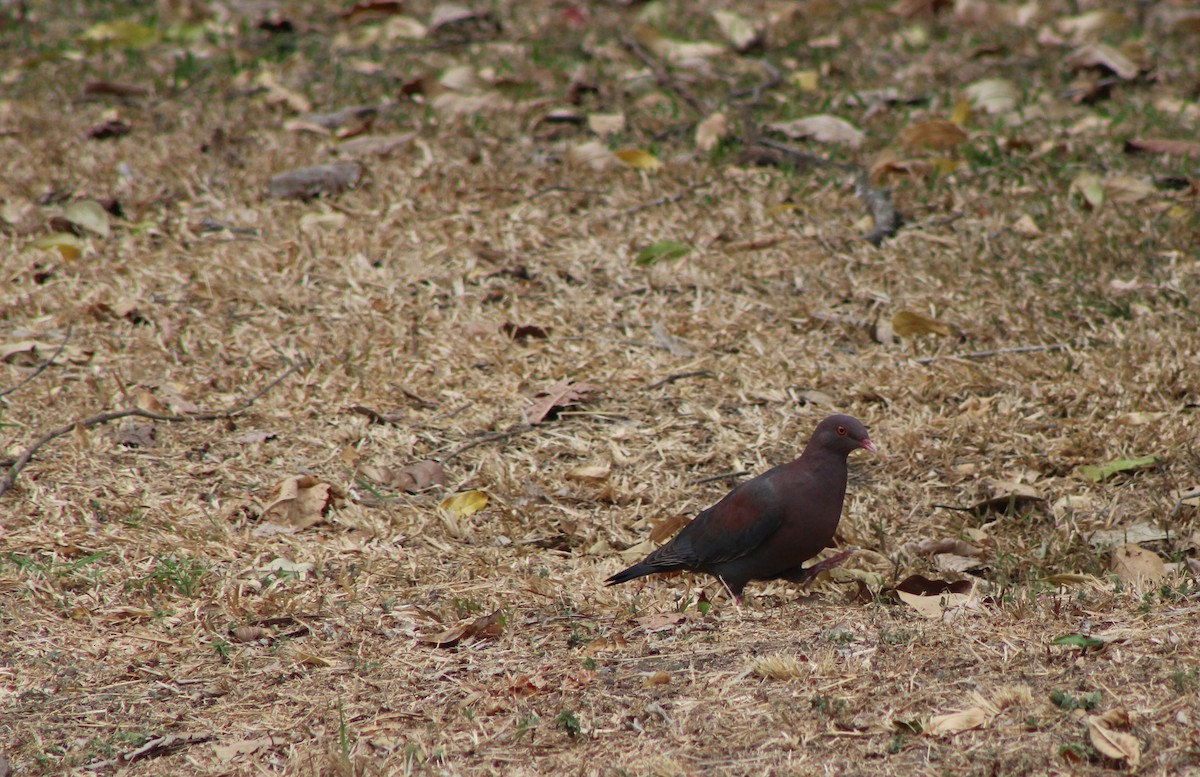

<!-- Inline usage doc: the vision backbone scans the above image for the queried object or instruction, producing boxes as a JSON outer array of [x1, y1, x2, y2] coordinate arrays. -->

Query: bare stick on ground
[[0, 359, 305, 498], [0, 323, 73, 400], [750, 137, 903, 245]]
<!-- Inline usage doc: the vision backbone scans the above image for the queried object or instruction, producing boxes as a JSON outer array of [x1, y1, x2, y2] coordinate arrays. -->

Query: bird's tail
[[604, 563, 655, 586]]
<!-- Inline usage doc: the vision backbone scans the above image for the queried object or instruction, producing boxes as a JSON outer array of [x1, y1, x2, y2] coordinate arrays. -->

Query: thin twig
[[0, 322, 73, 399], [624, 178, 713, 216], [619, 36, 707, 114], [527, 185, 607, 201], [644, 370, 716, 390], [749, 138, 903, 245], [909, 343, 1069, 365], [437, 424, 527, 463], [0, 360, 304, 497], [690, 470, 750, 486]]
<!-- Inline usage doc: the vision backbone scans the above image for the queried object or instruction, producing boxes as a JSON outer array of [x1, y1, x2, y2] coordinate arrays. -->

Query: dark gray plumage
[[606, 414, 874, 599]]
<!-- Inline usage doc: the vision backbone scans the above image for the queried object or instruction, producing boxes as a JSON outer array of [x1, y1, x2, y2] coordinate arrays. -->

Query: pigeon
[[606, 414, 874, 599]]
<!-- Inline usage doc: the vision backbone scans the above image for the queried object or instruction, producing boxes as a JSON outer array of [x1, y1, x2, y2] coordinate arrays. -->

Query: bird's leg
[[778, 549, 855, 589], [716, 578, 744, 613]]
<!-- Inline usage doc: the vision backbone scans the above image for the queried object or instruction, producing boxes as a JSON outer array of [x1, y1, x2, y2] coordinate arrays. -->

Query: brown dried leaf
[[418, 609, 504, 648], [260, 476, 339, 529], [583, 633, 628, 655], [1109, 544, 1167, 586], [1087, 710, 1141, 767], [695, 112, 728, 152], [765, 115, 865, 148], [926, 707, 988, 736], [526, 378, 598, 425], [1066, 43, 1140, 80], [635, 612, 688, 631], [396, 460, 448, 492], [897, 120, 968, 152], [1125, 138, 1200, 160], [892, 310, 951, 338]]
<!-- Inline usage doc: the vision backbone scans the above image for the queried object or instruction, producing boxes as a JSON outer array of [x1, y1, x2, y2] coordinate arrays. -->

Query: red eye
[[836, 425, 847, 436]]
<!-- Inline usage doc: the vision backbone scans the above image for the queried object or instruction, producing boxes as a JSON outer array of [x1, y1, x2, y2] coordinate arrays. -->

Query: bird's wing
[[646, 473, 790, 568]]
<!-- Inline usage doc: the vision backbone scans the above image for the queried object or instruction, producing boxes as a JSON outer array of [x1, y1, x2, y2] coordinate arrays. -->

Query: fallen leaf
[[635, 612, 687, 631], [1053, 633, 1105, 649], [613, 148, 661, 171], [567, 140, 617, 170], [1087, 710, 1141, 768], [418, 609, 504, 647], [790, 70, 819, 92], [335, 132, 417, 158], [1077, 455, 1158, 482], [712, 10, 762, 52], [635, 240, 690, 266], [260, 476, 339, 529], [644, 670, 671, 686], [63, 200, 110, 238], [964, 78, 1017, 113], [587, 113, 625, 136], [766, 115, 865, 148], [1070, 171, 1106, 210], [439, 490, 489, 518], [1087, 522, 1171, 547], [78, 19, 159, 48], [1012, 214, 1041, 237], [268, 163, 361, 199], [526, 378, 598, 424], [1066, 43, 1139, 80], [583, 633, 628, 655], [898, 120, 968, 151], [1110, 544, 1167, 586], [926, 707, 988, 736], [28, 233, 86, 261], [1057, 10, 1127, 42], [892, 310, 951, 337], [566, 464, 610, 482], [1124, 137, 1200, 160], [695, 112, 728, 152], [396, 461, 448, 492], [1103, 175, 1155, 203], [213, 736, 279, 762]]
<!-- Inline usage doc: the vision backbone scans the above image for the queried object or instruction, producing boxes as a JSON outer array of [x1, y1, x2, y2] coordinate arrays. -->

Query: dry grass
[[2, 0, 1199, 774]]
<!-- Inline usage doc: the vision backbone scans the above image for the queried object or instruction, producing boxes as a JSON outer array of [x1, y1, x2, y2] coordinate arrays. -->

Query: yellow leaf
[[790, 70, 819, 93], [79, 19, 159, 49], [892, 310, 951, 338], [949, 98, 972, 126], [28, 233, 86, 261], [439, 490, 489, 518], [63, 200, 110, 238], [1071, 172, 1104, 209], [613, 148, 661, 171]]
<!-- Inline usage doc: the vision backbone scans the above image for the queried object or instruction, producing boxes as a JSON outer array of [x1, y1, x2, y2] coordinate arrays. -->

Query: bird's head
[[811, 414, 875, 456]]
